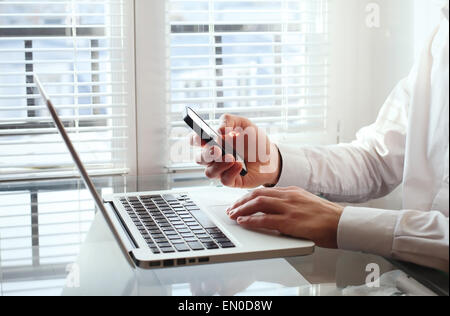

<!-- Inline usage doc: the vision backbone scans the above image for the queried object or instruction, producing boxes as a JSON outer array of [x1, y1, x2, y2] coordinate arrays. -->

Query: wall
[[330, 0, 415, 144]]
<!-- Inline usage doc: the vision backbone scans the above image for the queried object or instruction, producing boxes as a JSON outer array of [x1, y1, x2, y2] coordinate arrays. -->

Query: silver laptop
[[34, 75, 315, 269]]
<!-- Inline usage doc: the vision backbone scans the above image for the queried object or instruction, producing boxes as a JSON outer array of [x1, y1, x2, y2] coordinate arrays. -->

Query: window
[[166, 0, 329, 167], [0, 0, 133, 181]]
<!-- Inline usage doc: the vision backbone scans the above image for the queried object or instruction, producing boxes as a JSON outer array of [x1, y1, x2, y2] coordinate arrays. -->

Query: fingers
[[220, 162, 243, 187], [227, 187, 286, 212], [236, 215, 284, 231], [228, 195, 283, 220], [205, 155, 236, 179], [189, 133, 203, 147], [195, 145, 223, 166]]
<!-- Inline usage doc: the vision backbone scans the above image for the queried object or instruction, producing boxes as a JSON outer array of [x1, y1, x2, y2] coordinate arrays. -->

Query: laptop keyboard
[[119, 194, 236, 254]]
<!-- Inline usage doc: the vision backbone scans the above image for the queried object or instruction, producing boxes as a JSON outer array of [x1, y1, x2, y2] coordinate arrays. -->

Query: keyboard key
[[160, 247, 175, 253], [163, 194, 179, 201], [211, 233, 226, 239], [215, 237, 231, 243], [181, 233, 194, 238], [203, 242, 219, 250], [184, 237, 198, 242], [168, 236, 182, 241], [206, 228, 220, 234], [219, 242, 235, 248], [157, 242, 171, 248], [150, 247, 160, 254], [170, 238, 184, 243], [187, 242, 205, 251], [189, 210, 217, 229], [174, 243, 190, 252]]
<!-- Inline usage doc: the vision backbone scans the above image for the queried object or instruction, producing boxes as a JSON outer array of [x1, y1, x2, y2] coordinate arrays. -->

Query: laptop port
[[199, 257, 209, 263], [163, 260, 174, 267], [149, 261, 161, 267], [189, 258, 196, 263], [177, 259, 186, 265]]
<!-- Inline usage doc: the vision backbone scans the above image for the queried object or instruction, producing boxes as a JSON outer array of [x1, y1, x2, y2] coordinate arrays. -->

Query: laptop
[[34, 75, 315, 269]]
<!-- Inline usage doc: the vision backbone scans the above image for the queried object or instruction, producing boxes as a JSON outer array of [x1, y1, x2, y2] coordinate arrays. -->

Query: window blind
[[0, 0, 130, 181], [167, 0, 329, 166]]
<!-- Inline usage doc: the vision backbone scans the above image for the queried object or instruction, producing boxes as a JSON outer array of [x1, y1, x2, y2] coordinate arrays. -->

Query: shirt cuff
[[337, 206, 399, 257], [275, 144, 312, 189]]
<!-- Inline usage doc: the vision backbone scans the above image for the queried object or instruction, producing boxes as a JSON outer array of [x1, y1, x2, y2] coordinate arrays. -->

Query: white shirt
[[277, 4, 449, 272]]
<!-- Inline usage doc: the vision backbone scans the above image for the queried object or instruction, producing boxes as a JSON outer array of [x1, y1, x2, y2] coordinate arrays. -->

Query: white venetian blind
[[0, 0, 130, 181], [167, 0, 329, 166]]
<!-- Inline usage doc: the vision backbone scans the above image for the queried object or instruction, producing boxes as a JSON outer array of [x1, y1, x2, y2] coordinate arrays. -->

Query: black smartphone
[[184, 107, 248, 177]]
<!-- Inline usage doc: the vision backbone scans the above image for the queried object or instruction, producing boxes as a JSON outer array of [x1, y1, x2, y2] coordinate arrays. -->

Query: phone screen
[[184, 107, 248, 176]]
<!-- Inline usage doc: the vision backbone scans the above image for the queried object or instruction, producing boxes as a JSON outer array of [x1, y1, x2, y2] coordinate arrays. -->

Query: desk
[[0, 175, 447, 296]]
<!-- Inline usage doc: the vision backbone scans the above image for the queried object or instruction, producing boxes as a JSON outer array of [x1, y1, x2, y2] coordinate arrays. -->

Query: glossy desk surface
[[0, 175, 447, 296]]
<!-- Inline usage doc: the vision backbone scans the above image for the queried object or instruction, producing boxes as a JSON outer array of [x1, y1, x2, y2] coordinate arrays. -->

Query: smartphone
[[184, 107, 248, 177]]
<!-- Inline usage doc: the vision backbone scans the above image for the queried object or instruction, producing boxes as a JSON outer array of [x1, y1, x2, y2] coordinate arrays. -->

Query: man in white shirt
[[191, 4, 449, 272]]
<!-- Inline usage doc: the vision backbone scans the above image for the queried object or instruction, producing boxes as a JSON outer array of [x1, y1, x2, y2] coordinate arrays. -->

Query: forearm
[[276, 143, 404, 203]]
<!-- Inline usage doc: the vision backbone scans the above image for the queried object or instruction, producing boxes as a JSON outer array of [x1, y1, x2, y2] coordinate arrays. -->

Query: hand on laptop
[[190, 114, 281, 188], [226, 187, 344, 248]]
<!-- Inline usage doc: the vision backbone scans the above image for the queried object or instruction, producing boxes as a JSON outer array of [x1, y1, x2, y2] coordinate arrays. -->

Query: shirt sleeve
[[276, 75, 412, 203], [338, 207, 449, 272]]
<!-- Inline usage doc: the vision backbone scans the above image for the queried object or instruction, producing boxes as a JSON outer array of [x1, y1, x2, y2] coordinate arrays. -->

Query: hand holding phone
[[186, 107, 283, 189], [184, 107, 248, 176]]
